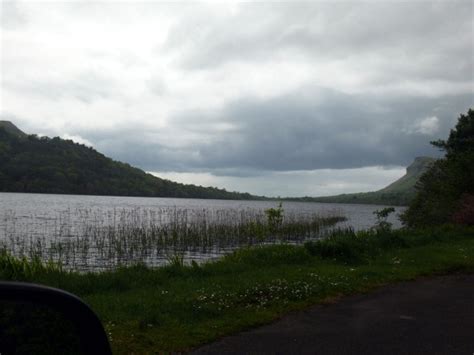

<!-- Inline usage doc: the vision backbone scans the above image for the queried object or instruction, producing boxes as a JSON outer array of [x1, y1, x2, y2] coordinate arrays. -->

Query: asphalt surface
[[192, 274, 474, 355]]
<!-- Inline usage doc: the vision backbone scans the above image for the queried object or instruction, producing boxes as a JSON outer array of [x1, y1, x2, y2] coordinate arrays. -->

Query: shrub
[[373, 207, 395, 232], [264, 202, 284, 231], [304, 229, 378, 263], [451, 194, 474, 225], [304, 226, 411, 263], [375, 229, 408, 249], [224, 244, 311, 266]]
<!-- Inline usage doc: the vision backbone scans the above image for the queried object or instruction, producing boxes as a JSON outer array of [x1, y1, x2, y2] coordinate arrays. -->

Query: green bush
[[304, 227, 411, 263], [224, 244, 311, 266], [375, 229, 408, 249], [304, 229, 375, 263], [373, 207, 395, 232], [264, 202, 284, 231]]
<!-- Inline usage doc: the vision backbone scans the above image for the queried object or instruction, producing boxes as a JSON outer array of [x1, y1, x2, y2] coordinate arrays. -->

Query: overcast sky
[[1, 1, 473, 197]]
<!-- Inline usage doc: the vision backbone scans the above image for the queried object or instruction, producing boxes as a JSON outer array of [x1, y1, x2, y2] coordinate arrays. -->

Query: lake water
[[0, 192, 405, 271]]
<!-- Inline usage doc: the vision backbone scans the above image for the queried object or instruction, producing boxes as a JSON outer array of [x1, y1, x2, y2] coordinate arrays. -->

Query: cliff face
[[408, 157, 436, 175], [380, 157, 436, 194]]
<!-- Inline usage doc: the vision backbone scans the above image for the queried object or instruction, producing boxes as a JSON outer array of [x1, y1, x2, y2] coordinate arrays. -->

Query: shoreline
[[1, 225, 473, 353]]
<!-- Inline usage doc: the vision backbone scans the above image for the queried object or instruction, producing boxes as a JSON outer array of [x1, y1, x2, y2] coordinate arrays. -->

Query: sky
[[1, 1, 473, 197]]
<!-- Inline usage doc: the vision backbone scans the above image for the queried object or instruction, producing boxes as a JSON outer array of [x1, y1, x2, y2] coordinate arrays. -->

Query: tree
[[401, 109, 474, 227], [431, 109, 474, 155], [373, 207, 395, 231]]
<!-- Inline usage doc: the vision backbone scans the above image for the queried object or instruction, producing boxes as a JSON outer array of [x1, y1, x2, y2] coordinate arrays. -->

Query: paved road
[[192, 274, 474, 355]]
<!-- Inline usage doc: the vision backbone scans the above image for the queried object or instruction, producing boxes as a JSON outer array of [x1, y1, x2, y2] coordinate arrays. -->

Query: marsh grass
[[0, 249, 61, 280], [165, 250, 185, 268], [0, 207, 346, 271], [1, 225, 473, 353]]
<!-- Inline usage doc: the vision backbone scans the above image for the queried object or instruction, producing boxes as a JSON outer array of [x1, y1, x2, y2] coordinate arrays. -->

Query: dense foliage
[[0, 127, 259, 200], [401, 109, 474, 227]]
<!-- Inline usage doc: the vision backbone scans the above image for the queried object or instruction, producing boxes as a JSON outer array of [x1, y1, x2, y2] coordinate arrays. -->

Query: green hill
[[0, 122, 261, 200], [285, 157, 436, 206], [0, 121, 27, 138]]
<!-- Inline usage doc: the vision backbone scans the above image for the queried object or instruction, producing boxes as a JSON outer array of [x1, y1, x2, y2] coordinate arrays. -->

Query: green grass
[[1, 225, 474, 354]]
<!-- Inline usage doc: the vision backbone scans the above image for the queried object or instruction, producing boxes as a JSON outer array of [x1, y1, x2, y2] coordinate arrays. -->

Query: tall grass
[[1, 207, 345, 271], [0, 249, 61, 280]]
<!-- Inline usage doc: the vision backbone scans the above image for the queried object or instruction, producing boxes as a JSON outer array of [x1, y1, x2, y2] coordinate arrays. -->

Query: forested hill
[[285, 157, 436, 206], [0, 121, 27, 138], [0, 122, 261, 200]]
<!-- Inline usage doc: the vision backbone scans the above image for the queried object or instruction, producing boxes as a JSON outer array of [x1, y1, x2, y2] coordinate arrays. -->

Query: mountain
[[286, 157, 436, 206], [378, 157, 436, 194], [0, 121, 27, 138], [0, 122, 262, 200]]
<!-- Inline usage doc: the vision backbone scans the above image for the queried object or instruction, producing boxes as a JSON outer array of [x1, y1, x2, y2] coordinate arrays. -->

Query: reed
[[0, 249, 62, 280], [0, 206, 346, 271]]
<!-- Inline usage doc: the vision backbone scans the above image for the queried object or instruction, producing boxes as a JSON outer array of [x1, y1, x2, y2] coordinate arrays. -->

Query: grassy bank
[[1, 225, 474, 353]]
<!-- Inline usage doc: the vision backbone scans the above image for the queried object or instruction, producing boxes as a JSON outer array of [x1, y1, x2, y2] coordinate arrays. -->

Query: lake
[[0, 192, 405, 271]]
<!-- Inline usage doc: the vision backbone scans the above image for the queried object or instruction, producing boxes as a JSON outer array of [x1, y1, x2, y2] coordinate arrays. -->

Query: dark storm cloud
[[87, 87, 472, 175], [188, 89, 471, 171]]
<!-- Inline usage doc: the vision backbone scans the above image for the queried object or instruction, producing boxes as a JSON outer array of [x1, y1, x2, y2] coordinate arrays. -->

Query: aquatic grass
[[0, 249, 62, 280], [0, 207, 346, 271], [165, 250, 185, 268], [0, 226, 473, 353]]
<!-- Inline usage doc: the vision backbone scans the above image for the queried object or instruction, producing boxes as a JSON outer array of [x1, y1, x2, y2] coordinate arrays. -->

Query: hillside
[[286, 157, 436, 206], [379, 157, 436, 194], [0, 122, 261, 200], [0, 121, 27, 138]]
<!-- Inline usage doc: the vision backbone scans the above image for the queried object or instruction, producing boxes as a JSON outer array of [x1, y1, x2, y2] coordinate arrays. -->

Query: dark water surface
[[0, 192, 405, 271]]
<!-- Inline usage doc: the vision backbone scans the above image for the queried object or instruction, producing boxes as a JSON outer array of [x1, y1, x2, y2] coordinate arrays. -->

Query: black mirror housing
[[0, 282, 111, 355]]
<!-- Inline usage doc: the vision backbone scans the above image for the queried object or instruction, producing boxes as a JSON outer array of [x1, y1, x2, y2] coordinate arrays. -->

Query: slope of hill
[[286, 157, 436, 206], [0, 123, 261, 200], [0, 121, 27, 138], [379, 157, 436, 194]]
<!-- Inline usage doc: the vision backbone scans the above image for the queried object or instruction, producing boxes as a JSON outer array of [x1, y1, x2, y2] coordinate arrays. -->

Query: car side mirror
[[0, 282, 112, 355]]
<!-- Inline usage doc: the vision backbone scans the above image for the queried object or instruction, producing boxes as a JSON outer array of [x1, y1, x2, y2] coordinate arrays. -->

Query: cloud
[[410, 116, 440, 135], [75, 89, 471, 176], [1, 1, 473, 196], [164, 2, 473, 88], [151, 166, 407, 197], [3, 71, 119, 103], [0, 1, 27, 30]]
